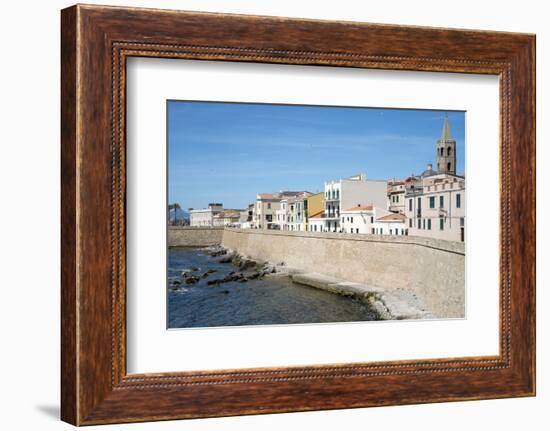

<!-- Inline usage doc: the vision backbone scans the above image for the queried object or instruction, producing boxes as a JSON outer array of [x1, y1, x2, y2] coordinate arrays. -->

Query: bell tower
[[436, 115, 456, 175]]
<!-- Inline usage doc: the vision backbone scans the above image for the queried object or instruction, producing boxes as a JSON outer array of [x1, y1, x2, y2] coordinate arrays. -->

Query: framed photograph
[[61, 4, 536, 425]]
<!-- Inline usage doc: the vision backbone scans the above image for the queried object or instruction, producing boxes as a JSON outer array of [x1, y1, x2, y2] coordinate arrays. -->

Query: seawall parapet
[[222, 228, 465, 318], [168, 226, 224, 247]]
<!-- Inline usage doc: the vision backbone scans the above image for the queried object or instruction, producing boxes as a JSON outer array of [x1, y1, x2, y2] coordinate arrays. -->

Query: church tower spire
[[436, 115, 456, 175]]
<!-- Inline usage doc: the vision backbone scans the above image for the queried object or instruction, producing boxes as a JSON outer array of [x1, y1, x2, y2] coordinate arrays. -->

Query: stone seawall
[[222, 228, 465, 318], [168, 227, 224, 247]]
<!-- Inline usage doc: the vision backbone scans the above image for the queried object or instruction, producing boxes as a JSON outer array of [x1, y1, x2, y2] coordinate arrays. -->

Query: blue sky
[[168, 101, 465, 210]]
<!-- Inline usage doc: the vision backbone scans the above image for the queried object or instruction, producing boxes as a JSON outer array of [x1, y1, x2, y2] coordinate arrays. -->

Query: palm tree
[[168, 203, 181, 225], [167, 204, 174, 225]]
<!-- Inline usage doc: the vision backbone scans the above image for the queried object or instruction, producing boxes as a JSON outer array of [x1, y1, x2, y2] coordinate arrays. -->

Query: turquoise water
[[168, 247, 379, 328]]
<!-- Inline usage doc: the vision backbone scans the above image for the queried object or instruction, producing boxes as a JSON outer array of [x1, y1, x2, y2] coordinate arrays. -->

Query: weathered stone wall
[[222, 228, 465, 318], [168, 227, 223, 247]]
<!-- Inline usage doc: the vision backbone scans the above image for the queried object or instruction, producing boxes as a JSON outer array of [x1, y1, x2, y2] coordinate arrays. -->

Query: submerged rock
[[218, 253, 236, 264], [185, 275, 200, 285], [208, 246, 227, 257]]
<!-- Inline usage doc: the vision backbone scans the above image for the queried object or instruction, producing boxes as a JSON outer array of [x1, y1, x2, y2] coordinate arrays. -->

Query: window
[[409, 199, 412, 211], [389, 229, 392, 235], [351, 217, 354, 223], [423, 219, 426, 229], [440, 217, 444, 230], [267, 203, 271, 209], [439, 195, 444, 208], [460, 217, 465, 227], [447, 146, 451, 156], [417, 197, 422, 209], [371, 228, 375, 234], [370, 216, 374, 223], [447, 162, 451, 171], [427, 219, 431, 230], [429, 196, 435, 208], [417, 219, 421, 229], [456, 193, 461, 208], [409, 218, 412, 227]]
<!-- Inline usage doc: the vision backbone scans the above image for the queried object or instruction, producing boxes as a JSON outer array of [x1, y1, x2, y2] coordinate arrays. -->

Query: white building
[[387, 180, 407, 214], [373, 213, 407, 235], [254, 193, 281, 229], [340, 205, 397, 234], [212, 209, 242, 227], [275, 199, 289, 231], [405, 172, 465, 242], [238, 204, 254, 228], [287, 194, 311, 231], [322, 173, 388, 232], [403, 117, 465, 242], [189, 203, 223, 227], [308, 211, 326, 233]]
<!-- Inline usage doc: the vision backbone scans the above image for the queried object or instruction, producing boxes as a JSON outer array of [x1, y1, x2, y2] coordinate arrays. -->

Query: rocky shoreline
[[169, 245, 294, 289], [169, 245, 431, 320], [203, 245, 296, 285]]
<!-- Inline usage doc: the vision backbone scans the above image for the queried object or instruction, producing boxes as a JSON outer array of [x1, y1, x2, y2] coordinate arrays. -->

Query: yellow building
[[304, 192, 325, 231]]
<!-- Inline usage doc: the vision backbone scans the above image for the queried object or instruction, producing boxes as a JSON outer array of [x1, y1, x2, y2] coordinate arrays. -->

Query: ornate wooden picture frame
[[61, 4, 535, 425]]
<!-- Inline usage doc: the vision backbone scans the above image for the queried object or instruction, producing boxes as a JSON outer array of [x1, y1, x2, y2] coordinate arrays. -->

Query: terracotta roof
[[258, 191, 311, 200], [376, 213, 406, 222], [342, 205, 373, 212], [309, 211, 325, 219], [280, 191, 310, 197], [223, 210, 241, 217], [257, 193, 279, 199]]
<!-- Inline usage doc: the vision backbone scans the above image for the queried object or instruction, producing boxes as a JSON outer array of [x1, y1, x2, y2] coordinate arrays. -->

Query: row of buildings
[[188, 117, 465, 242], [187, 203, 244, 227]]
